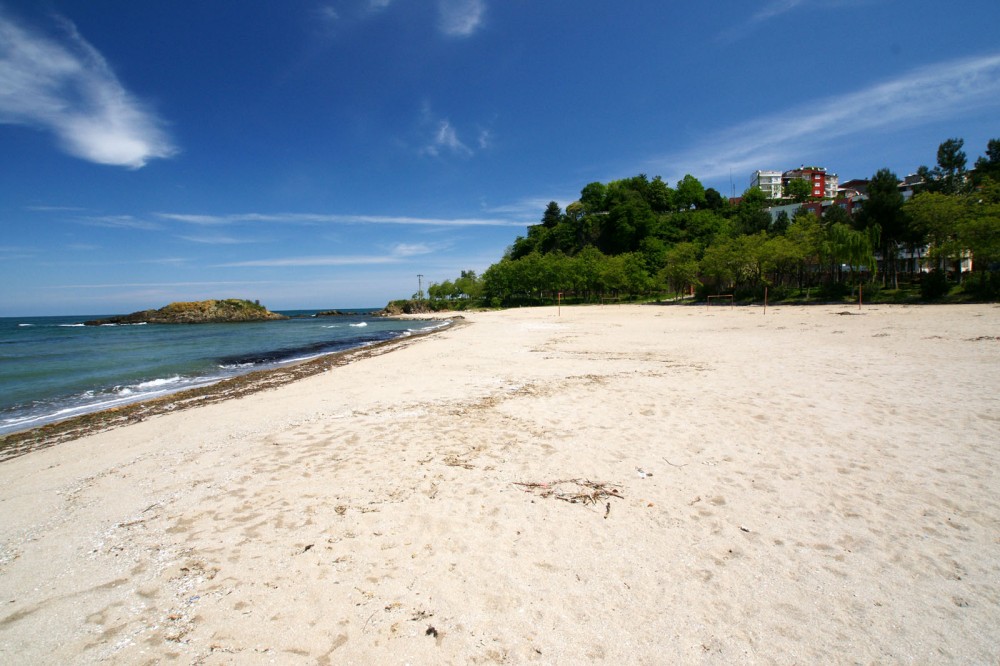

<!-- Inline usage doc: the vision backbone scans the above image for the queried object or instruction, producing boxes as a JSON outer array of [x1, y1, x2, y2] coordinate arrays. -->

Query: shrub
[[920, 270, 950, 300]]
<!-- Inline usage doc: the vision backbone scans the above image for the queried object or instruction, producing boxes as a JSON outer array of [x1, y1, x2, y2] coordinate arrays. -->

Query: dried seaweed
[[513, 478, 624, 506]]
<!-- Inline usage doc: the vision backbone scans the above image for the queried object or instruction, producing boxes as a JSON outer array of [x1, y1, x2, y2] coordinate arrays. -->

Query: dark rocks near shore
[[84, 299, 288, 326], [377, 300, 435, 316]]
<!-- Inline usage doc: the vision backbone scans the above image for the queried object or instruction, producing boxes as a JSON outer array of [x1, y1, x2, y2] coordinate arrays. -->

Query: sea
[[0, 309, 449, 436]]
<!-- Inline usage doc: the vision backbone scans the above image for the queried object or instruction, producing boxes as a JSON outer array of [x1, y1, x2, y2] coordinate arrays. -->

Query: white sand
[[1, 303, 998, 664]]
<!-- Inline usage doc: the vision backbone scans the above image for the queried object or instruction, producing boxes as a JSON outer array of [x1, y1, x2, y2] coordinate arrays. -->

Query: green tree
[[675, 174, 706, 211], [785, 178, 812, 203], [771, 210, 790, 235], [735, 187, 771, 235], [580, 182, 608, 213], [700, 238, 740, 293], [647, 176, 674, 212], [541, 201, 562, 228], [659, 242, 701, 297], [856, 168, 906, 288], [904, 191, 967, 279], [937, 138, 968, 194], [703, 187, 726, 211], [822, 203, 852, 228], [786, 209, 824, 288], [973, 138, 1000, 185]]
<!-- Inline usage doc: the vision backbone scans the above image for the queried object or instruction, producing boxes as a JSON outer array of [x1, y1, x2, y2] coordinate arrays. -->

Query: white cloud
[[646, 53, 1000, 185], [177, 234, 260, 245], [423, 119, 473, 157], [720, 0, 875, 43], [389, 242, 435, 257], [438, 0, 486, 37], [82, 214, 162, 231], [218, 255, 399, 268], [157, 212, 523, 227], [750, 0, 805, 23], [217, 242, 440, 269], [317, 5, 339, 21], [0, 9, 176, 168], [46, 280, 275, 290]]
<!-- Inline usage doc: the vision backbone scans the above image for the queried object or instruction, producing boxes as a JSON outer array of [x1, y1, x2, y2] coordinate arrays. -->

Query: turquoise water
[[0, 310, 448, 435]]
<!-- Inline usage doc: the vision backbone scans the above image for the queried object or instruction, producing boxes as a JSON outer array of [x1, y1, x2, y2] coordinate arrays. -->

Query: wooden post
[[764, 286, 768, 315], [558, 291, 562, 316]]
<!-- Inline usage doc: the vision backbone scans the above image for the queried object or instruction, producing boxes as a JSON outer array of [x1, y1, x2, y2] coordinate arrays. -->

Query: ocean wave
[[349, 322, 368, 327]]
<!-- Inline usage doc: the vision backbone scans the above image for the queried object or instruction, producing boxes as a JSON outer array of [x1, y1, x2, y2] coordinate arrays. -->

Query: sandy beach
[[1, 303, 998, 664]]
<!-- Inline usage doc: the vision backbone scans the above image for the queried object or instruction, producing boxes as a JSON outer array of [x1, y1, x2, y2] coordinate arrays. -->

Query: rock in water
[[84, 299, 289, 325]]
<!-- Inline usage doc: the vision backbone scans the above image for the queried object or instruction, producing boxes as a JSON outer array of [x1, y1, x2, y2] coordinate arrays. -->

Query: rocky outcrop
[[84, 299, 288, 325], [377, 300, 435, 316]]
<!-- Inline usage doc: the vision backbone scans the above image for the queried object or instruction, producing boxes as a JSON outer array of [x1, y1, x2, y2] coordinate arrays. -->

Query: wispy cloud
[[216, 240, 439, 269], [217, 255, 399, 268], [317, 4, 339, 22], [719, 0, 872, 43], [422, 119, 473, 157], [438, 0, 486, 37], [751, 0, 805, 23], [82, 214, 162, 231], [177, 233, 260, 245], [25, 204, 87, 212], [0, 9, 176, 168], [157, 212, 523, 227], [646, 53, 1000, 184], [46, 280, 275, 290], [388, 242, 436, 257]]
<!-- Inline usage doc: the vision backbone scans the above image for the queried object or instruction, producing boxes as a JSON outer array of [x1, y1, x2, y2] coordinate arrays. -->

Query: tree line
[[423, 137, 1000, 308]]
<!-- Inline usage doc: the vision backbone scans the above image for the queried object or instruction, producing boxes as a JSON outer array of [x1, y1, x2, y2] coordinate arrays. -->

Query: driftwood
[[513, 478, 623, 506]]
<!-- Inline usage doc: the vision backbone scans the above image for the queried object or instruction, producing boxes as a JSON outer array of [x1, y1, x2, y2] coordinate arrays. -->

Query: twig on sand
[[513, 479, 624, 507], [663, 458, 688, 468]]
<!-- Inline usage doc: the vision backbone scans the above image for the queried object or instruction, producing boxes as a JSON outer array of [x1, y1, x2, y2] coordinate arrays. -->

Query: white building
[[750, 170, 783, 199]]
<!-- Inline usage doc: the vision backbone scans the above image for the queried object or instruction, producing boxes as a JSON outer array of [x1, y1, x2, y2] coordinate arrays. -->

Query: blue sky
[[1, 0, 998, 315]]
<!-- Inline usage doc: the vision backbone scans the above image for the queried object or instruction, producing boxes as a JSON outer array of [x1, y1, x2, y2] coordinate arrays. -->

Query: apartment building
[[751, 166, 839, 200], [782, 166, 839, 199], [749, 170, 783, 199]]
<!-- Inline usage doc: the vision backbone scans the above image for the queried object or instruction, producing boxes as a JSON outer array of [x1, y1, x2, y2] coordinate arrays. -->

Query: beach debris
[[302, 544, 314, 553], [426, 626, 439, 638], [604, 502, 611, 519], [443, 454, 474, 469], [513, 479, 623, 508], [739, 526, 750, 533], [663, 458, 688, 468]]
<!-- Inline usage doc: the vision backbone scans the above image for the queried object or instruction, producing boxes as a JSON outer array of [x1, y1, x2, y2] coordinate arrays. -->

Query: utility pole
[[417, 274, 424, 300]]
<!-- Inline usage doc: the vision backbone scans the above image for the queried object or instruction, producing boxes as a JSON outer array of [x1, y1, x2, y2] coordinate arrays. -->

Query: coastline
[[0, 304, 998, 663], [0, 316, 462, 462]]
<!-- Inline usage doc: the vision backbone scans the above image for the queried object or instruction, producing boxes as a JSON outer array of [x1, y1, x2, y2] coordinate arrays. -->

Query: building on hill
[[838, 178, 869, 198], [751, 166, 839, 200], [750, 170, 784, 199], [782, 166, 839, 200]]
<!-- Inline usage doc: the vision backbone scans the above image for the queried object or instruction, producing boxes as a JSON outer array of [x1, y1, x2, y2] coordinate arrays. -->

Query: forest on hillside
[[419, 137, 1000, 309]]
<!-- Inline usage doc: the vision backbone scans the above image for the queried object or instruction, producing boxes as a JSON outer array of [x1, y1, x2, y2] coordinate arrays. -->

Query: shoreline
[[0, 317, 462, 462]]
